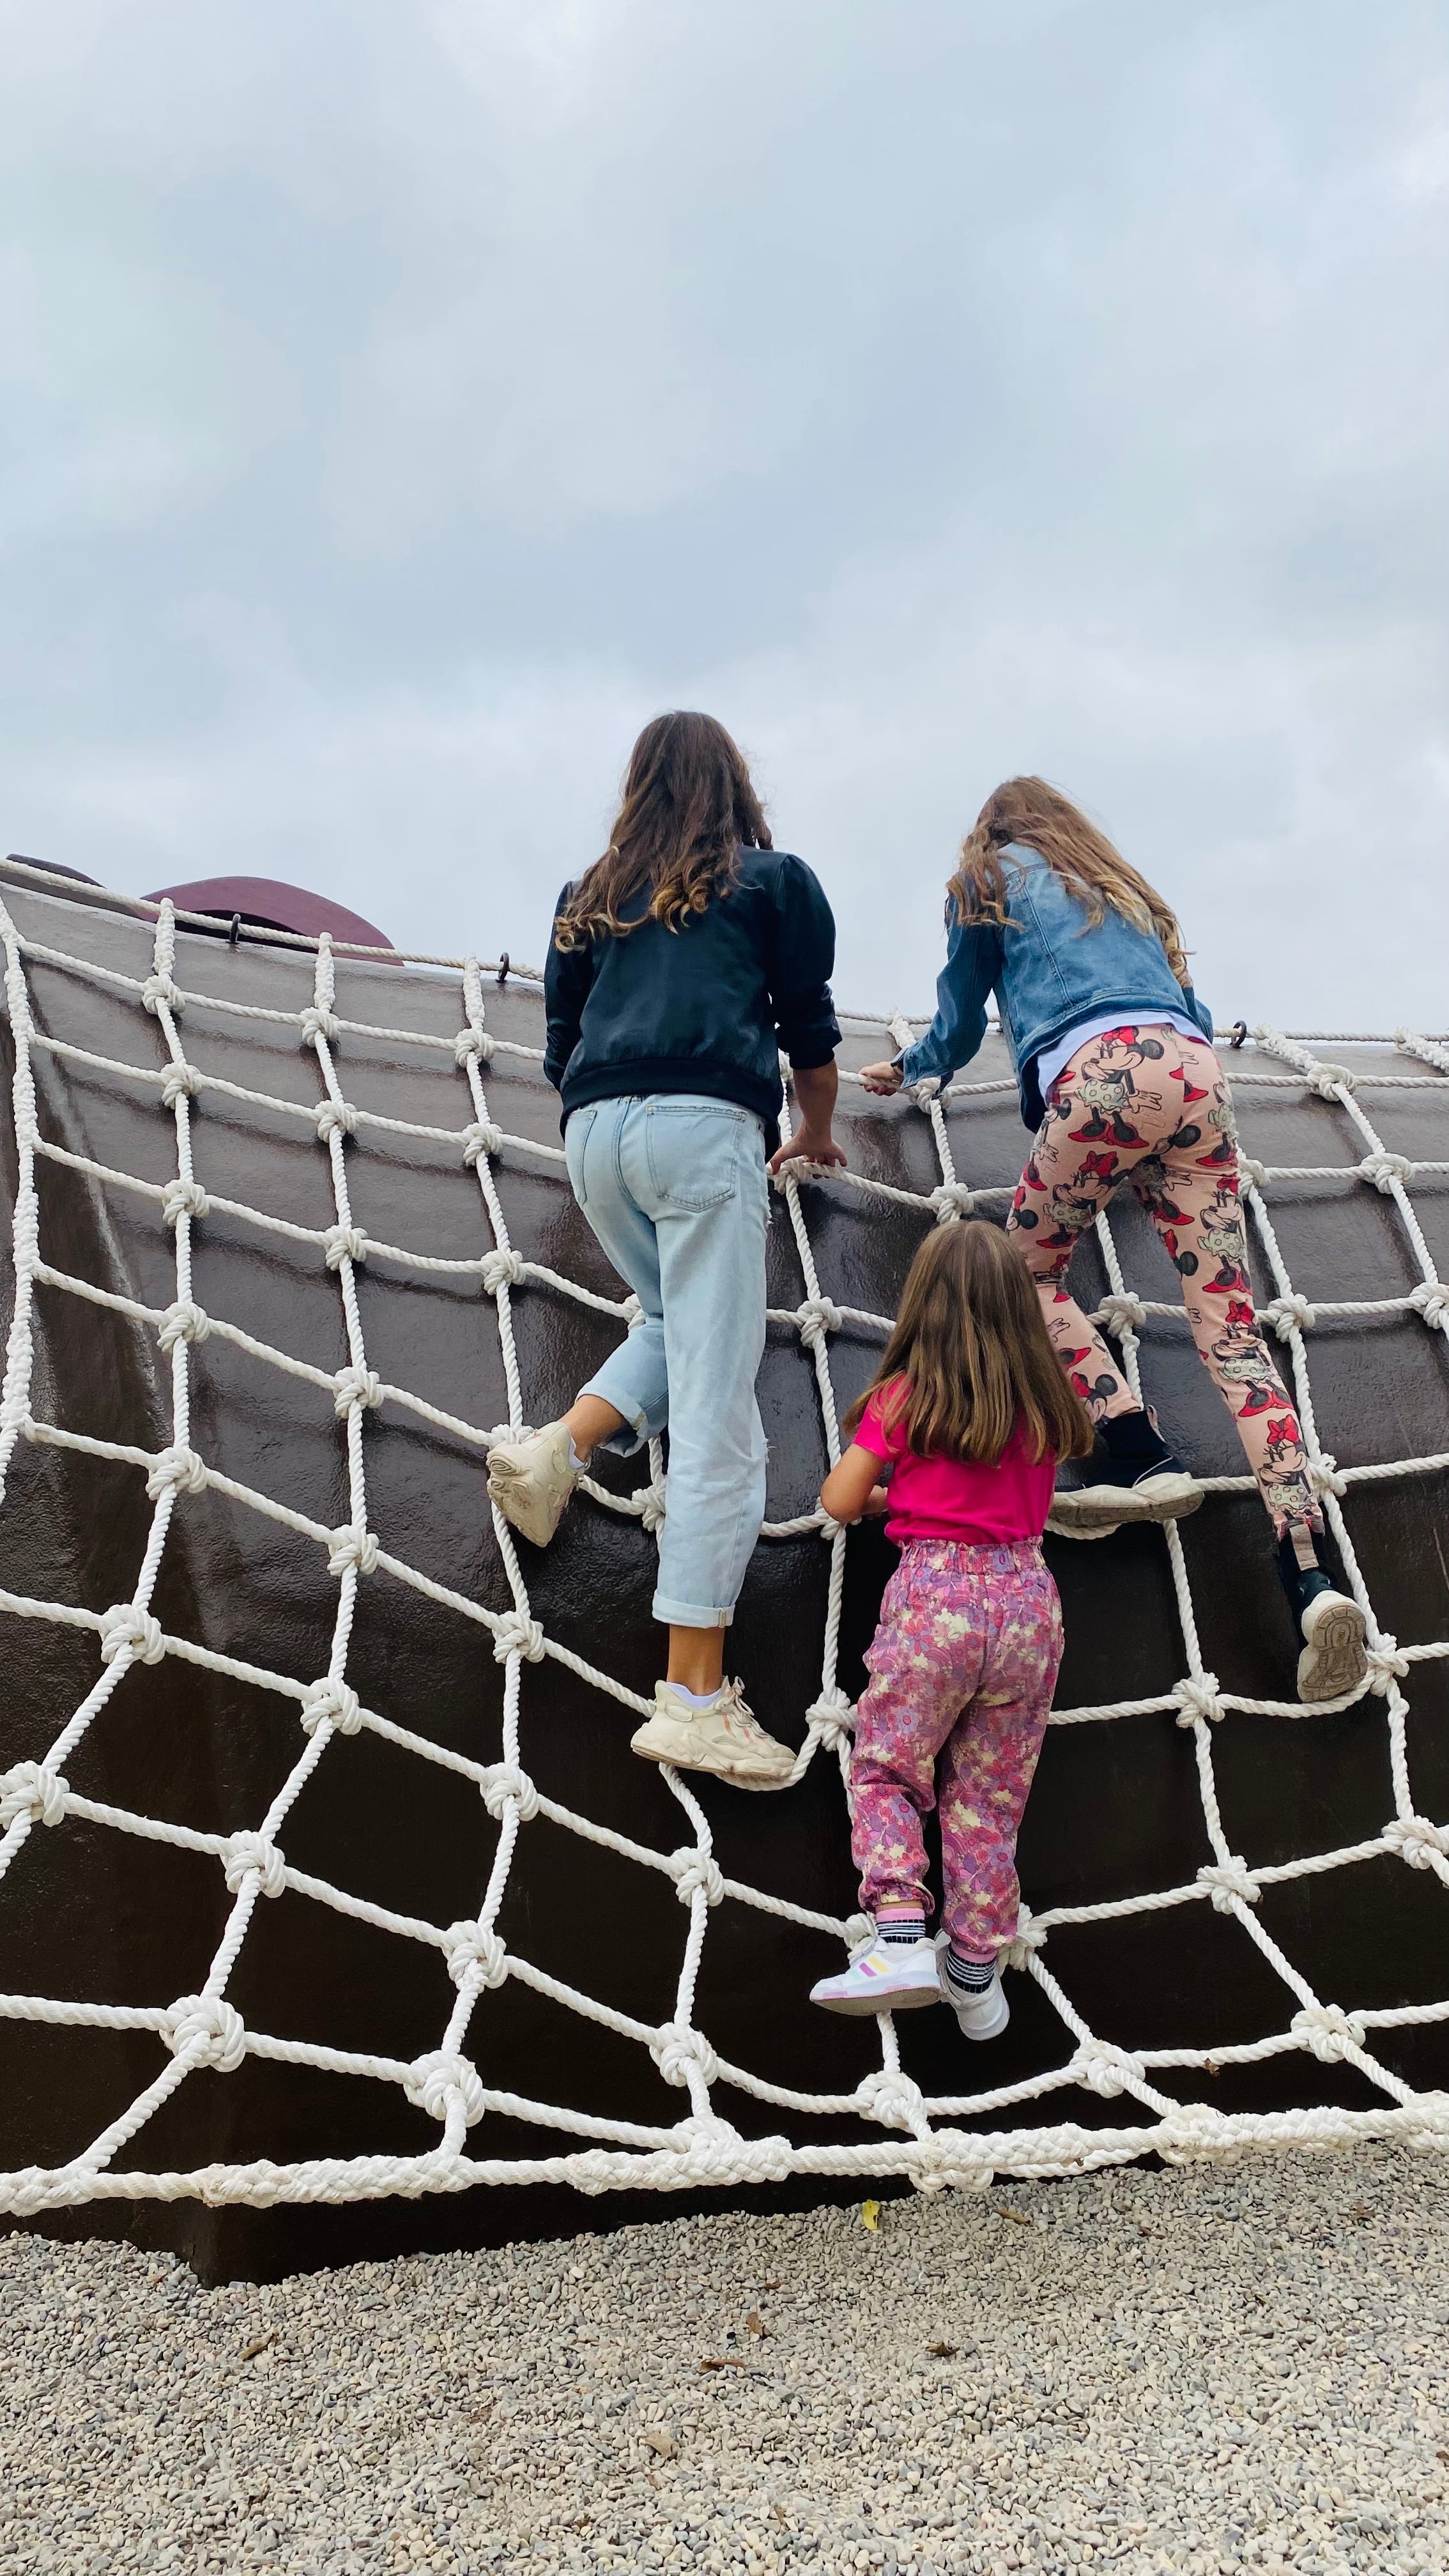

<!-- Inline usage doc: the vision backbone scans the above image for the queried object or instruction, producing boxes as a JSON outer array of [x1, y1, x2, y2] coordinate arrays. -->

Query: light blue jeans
[[564, 1094, 769, 1629]]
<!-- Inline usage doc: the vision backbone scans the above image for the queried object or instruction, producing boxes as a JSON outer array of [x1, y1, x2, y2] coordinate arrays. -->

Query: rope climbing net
[[0, 862, 1447, 2217]]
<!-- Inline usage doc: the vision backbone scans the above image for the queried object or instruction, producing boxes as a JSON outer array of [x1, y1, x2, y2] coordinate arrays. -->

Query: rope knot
[[1262, 1292, 1315, 1342], [1359, 1151, 1414, 1192], [1069, 2041, 1144, 2100], [300, 1006, 339, 1045], [315, 1100, 358, 1144], [322, 1223, 368, 1271], [0, 1759, 68, 1830], [1172, 1672, 1225, 1727], [1409, 1280, 1449, 1331], [795, 1296, 842, 1351], [161, 1993, 246, 2073], [326, 1526, 379, 1578], [161, 1178, 210, 1229], [805, 1690, 857, 1754], [1307, 1452, 1347, 1499], [160, 1062, 201, 1107], [1002, 1905, 1046, 1970], [222, 1830, 287, 1899], [98, 1602, 165, 1667], [670, 1846, 725, 1908], [650, 2023, 719, 2089], [1239, 1156, 1269, 1190], [454, 1026, 494, 1066], [157, 1298, 210, 1351], [141, 974, 183, 1017], [1096, 1291, 1148, 1338], [1308, 1062, 1356, 1097], [404, 2050, 486, 2128], [1382, 1813, 1449, 1870], [620, 1292, 645, 1326], [145, 1444, 208, 1499], [443, 1920, 509, 1989], [907, 1077, 940, 1109], [1197, 1856, 1260, 1912], [333, 1364, 383, 1418], [1159, 2102, 1234, 2161], [842, 1912, 875, 1953], [300, 1676, 362, 1736], [930, 1181, 976, 1224], [1291, 2002, 1365, 2064], [1365, 1634, 1410, 1690], [463, 1121, 506, 1169], [855, 2070, 930, 2134], [491, 1611, 546, 1665], [640, 1482, 669, 1534], [480, 1247, 526, 1294], [481, 1762, 540, 1821]]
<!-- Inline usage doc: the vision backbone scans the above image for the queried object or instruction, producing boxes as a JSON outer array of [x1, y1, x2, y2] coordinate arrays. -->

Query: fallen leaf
[[1347, 2204, 1372, 2223], [642, 2430, 677, 2459], [1205, 2060, 1220, 2076], [926, 2341, 957, 2359], [1438, 2449, 1449, 2465], [698, 2357, 748, 2372], [239, 2333, 277, 2363], [999, 2209, 1031, 2227], [861, 2199, 881, 2232], [746, 2312, 765, 2337], [759, 2278, 782, 2292], [773, 2506, 790, 2529]]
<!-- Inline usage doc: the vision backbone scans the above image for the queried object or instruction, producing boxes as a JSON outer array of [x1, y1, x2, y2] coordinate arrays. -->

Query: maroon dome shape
[[145, 876, 393, 951]]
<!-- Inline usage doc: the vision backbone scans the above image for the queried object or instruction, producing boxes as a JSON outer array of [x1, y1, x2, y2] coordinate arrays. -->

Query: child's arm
[[861, 910, 1002, 1094], [820, 1443, 891, 1525]]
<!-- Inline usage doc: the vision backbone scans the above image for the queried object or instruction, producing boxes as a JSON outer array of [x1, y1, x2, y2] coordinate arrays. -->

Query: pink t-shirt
[[854, 1383, 1057, 1547]]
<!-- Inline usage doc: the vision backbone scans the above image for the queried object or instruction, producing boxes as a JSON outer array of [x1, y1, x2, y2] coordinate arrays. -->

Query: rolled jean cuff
[[652, 1590, 733, 1630], [578, 1367, 660, 1459]]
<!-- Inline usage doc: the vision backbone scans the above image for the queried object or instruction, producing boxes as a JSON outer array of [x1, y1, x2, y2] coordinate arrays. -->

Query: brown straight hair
[[843, 1221, 1094, 1466], [553, 710, 770, 951], [948, 776, 1191, 986]]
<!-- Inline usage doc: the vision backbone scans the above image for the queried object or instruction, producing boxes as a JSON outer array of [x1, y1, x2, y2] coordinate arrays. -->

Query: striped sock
[[877, 1912, 927, 1947], [944, 1947, 995, 1995]]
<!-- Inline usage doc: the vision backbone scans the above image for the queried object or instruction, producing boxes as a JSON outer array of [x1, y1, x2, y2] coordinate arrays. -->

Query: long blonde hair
[[553, 711, 770, 952], [842, 1222, 1093, 1466], [947, 777, 1190, 986]]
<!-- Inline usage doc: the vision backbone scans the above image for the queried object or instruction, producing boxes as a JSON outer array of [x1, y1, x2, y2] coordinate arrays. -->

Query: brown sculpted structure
[[0, 861, 1446, 2283]]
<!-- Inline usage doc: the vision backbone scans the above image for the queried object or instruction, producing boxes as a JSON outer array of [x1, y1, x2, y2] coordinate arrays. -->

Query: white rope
[[0, 885, 1446, 2216]]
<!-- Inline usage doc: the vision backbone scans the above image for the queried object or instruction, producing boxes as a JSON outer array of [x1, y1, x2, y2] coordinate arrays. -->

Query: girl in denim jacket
[[861, 778, 1366, 1705]]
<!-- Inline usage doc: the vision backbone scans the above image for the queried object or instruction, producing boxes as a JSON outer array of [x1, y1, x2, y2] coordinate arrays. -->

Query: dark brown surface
[[1, 880, 1446, 2282]]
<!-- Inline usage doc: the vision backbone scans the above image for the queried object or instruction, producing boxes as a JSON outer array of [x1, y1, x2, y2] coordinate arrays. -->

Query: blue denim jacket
[[899, 842, 1213, 1130]]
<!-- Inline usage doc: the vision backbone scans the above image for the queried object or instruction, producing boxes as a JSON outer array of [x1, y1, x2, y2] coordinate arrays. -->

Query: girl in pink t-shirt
[[809, 1221, 1092, 2039]]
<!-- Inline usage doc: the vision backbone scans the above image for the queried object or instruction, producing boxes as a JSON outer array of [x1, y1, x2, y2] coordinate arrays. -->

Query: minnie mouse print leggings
[[1004, 1024, 1319, 1535]]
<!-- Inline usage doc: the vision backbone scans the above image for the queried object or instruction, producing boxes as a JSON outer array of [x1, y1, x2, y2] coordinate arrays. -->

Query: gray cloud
[[1, 0, 1445, 1024]]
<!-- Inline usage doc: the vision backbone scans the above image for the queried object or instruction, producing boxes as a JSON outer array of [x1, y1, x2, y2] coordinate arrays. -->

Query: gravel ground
[[3, 2146, 1447, 2576]]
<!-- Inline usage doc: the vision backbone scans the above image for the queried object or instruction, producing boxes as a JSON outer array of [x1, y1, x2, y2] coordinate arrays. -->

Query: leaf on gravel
[[698, 2357, 747, 2372], [642, 2430, 677, 2458], [998, 2209, 1031, 2226], [746, 2312, 765, 2336], [861, 2199, 881, 2232], [240, 2333, 277, 2363], [926, 2341, 957, 2358]]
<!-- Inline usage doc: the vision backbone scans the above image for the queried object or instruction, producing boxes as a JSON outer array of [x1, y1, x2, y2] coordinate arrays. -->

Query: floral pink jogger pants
[[1004, 1023, 1319, 1537], [850, 1538, 1064, 1962]]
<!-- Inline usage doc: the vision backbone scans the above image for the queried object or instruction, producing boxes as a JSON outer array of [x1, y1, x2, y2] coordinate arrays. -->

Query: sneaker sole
[[487, 1468, 573, 1551], [814, 1984, 943, 2018], [1297, 1596, 1368, 1703], [629, 1720, 794, 1793], [1050, 1473, 1203, 1530], [947, 1991, 1011, 2041]]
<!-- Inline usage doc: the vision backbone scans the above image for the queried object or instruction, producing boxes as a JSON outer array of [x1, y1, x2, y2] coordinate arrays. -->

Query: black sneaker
[[1050, 1411, 1202, 1535], [1276, 1530, 1367, 1703]]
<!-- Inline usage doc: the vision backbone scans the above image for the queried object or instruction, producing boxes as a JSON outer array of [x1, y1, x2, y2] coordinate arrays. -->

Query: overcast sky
[[1, 1, 1445, 1027]]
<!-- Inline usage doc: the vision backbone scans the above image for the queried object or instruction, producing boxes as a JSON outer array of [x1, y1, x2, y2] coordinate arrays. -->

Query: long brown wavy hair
[[553, 711, 771, 951], [843, 1220, 1094, 1466], [947, 776, 1190, 985]]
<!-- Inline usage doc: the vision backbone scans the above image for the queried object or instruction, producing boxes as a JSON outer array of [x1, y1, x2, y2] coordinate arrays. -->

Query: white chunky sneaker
[[486, 1420, 579, 1549], [1048, 1467, 1202, 1535], [809, 1933, 944, 2017], [629, 1679, 795, 1791], [940, 1961, 1010, 2041], [1296, 1588, 1368, 1703]]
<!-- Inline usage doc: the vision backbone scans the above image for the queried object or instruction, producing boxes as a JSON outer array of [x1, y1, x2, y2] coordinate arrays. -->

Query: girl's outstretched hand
[[859, 1059, 904, 1096]]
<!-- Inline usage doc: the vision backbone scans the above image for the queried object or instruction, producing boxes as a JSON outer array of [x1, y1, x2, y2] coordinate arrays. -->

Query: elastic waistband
[[898, 1537, 1046, 1568]]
